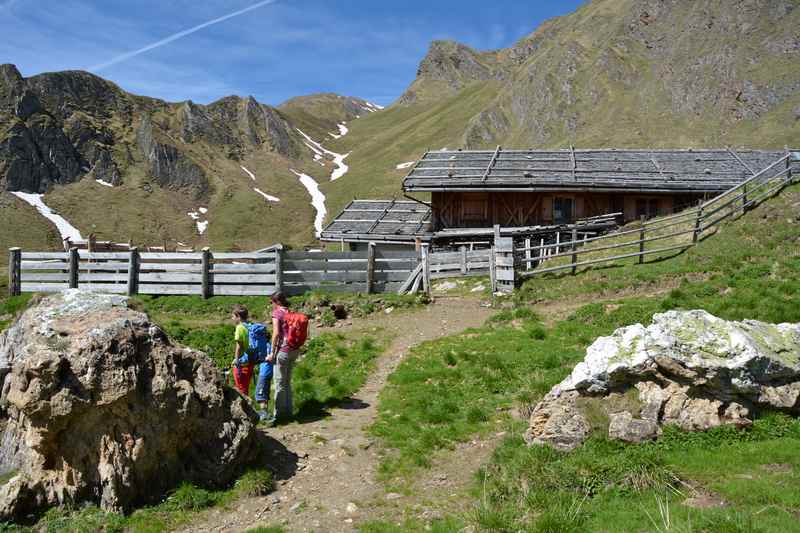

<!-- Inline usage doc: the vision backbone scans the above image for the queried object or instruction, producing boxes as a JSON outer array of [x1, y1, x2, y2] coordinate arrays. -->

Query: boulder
[[0, 290, 258, 519], [525, 310, 800, 451]]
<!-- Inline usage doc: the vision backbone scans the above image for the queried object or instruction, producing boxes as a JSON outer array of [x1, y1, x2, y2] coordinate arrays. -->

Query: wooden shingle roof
[[402, 148, 787, 193], [320, 200, 432, 243]]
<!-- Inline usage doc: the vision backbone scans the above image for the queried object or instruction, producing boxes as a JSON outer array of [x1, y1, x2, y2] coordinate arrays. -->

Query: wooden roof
[[402, 148, 787, 193], [320, 200, 432, 243]]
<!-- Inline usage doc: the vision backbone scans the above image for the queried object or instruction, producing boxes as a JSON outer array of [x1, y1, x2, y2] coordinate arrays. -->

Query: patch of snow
[[360, 102, 384, 113], [297, 128, 350, 181], [95, 179, 114, 187], [328, 122, 349, 139], [11, 191, 83, 242], [290, 169, 327, 236], [187, 208, 209, 234], [396, 161, 416, 170], [240, 166, 256, 181], [177, 242, 187, 246], [254, 188, 280, 202]]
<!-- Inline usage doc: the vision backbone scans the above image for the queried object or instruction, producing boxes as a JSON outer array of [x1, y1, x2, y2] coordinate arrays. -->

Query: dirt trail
[[186, 296, 495, 533]]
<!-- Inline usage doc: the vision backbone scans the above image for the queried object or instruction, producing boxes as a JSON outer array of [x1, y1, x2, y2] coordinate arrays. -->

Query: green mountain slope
[[325, 0, 800, 217], [1, 0, 798, 256], [0, 65, 372, 252]]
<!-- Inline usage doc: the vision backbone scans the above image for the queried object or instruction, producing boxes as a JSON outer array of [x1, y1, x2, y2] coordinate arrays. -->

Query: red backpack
[[284, 311, 309, 349]]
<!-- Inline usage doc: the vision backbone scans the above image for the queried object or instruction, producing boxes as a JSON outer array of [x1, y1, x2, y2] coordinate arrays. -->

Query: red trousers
[[233, 364, 254, 396]]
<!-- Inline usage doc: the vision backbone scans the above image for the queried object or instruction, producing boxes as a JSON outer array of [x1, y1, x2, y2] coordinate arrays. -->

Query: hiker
[[230, 304, 274, 421], [267, 291, 308, 423], [230, 304, 255, 397]]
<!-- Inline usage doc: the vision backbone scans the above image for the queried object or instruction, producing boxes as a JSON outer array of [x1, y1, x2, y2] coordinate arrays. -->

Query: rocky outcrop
[[0, 290, 258, 519], [525, 310, 800, 451], [137, 115, 209, 196], [398, 41, 503, 105], [181, 96, 299, 160]]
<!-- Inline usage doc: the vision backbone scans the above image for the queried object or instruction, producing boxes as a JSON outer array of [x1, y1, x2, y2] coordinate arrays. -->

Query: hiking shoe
[[258, 410, 269, 421]]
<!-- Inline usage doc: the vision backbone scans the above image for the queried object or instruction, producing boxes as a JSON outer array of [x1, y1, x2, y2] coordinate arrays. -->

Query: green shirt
[[234, 324, 249, 354]]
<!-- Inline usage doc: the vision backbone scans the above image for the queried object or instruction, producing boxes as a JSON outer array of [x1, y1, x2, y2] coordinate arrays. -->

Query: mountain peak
[[398, 39, 502, 105]]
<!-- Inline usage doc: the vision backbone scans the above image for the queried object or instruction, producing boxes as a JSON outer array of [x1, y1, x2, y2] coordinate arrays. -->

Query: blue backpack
[[244, 322, 271, 364]]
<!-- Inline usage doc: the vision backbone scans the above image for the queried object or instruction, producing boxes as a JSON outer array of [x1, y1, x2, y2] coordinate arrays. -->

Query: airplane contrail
[[88, 0, 278, 72]]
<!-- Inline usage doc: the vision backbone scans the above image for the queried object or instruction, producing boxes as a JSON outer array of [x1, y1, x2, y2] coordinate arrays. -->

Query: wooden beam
[[727, 147, 756, 175], [366, 242, 376, 294], [8, 248, 21, 297], [569, 144, 576, 180], [201, 248, 211, 299], [481, 145, 502, 182], [127, 247, 139, 296], [68, 247, 79, 289]]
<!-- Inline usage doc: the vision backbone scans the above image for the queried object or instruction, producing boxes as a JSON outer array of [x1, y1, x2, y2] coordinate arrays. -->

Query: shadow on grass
[[290, 396, 370, 425]]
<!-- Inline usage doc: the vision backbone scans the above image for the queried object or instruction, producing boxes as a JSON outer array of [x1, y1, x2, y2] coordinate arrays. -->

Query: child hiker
[[230, 304, 274, 421]]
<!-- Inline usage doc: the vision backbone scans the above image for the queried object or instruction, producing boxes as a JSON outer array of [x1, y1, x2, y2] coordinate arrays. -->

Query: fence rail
[[9, 154, 796, 298], [515, 153, 796, 282], [8, 245, 421, 298]]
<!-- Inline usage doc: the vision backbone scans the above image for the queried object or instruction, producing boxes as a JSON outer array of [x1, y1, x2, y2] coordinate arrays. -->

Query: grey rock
[[137, 115, 209, 197], [0, 290, 258, 519], [608, 411, 659, 443], [526, 310, 800, 450]]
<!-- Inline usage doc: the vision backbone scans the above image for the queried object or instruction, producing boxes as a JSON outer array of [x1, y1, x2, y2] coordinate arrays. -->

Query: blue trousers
[[255, 362, 273, 403]]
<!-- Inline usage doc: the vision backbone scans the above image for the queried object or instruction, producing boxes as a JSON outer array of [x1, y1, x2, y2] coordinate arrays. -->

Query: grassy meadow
[[364, 184, 800, 531]]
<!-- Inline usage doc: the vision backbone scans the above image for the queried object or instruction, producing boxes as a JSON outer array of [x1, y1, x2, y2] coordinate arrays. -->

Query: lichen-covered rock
[[0, 290, 258, 520], [525, 310, 800, 451]]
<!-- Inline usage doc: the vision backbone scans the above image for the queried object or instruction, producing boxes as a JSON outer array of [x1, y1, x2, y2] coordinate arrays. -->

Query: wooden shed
[[402, 148, 785, 229], [320, 199, 431, 251]]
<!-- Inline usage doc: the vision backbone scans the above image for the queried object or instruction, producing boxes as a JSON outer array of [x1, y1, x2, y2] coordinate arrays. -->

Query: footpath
[[186, 296, 495, 532]]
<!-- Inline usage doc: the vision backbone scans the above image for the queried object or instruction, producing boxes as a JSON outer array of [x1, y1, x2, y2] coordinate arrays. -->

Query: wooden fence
[[428, 247, 492, 279], [512, 152, 797, 283], [7, 244, 420, 298]]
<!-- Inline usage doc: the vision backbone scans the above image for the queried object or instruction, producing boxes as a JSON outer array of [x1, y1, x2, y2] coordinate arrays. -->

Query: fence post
[[489, 245, 497, 293], [274, 246, 283, 294], [693, 206, 703, 244], [8, 248, 21, 296], [638, 215, 646, 265], [460, 245, 467, 275], [68, 247, 79, 289], [571, 228, 578, 275], [127, 247, 139, 296], [525, 237, 532, 270], [201, 247, 211, 299], [366, 242, 376, 294], [494, 237, 515, 293], [742, 183, 748, 214], [421, 244, 431, 295]]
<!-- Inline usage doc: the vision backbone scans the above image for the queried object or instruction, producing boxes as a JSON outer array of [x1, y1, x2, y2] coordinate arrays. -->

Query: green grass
[[475, 416, 800, 532], [0, 294, 32, 332], [292, 332, 385, 420], [133, 293, 388, 416], [369, 185, 800, 530], [2, 469, 274, 533]]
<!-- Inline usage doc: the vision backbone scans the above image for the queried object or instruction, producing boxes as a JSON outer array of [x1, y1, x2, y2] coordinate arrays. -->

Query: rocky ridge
[[396, 0, 800, 149], [525, 310, 800, 451]]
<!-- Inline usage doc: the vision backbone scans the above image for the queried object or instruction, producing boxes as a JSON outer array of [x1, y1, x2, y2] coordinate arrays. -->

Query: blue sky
[[0, 0, 585, 106]]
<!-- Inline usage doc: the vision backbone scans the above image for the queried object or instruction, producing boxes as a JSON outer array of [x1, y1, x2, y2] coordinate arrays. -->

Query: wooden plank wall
[[17, 249, 279, 297], [428, 248, 491, 280], [14, 247, 421, 298], [282, 249, 419, 296], [433, 191, 703, 229]]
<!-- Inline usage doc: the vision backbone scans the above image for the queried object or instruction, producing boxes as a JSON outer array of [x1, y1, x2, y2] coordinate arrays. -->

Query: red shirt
[[272, 306, 290, 352]]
